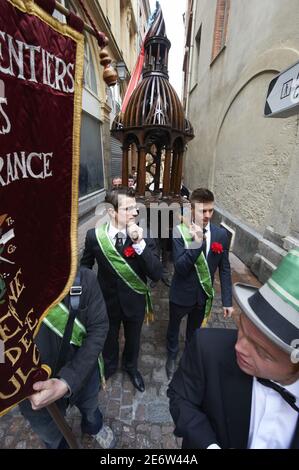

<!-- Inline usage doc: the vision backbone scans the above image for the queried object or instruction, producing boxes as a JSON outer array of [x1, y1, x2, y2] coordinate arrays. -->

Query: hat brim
[[233, 283, 293, 354]]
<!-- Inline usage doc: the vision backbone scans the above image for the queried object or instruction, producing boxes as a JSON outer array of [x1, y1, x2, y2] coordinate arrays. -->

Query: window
[[190, 25, 202, 90], [84, 37, 97, 94], [211, 0, 230, 63], [53, 0, 76, 22], [64, 0, 76, 12], [106, 83, 122, 122], [53, 0, 66, 22], [79, 112, 104, 197]]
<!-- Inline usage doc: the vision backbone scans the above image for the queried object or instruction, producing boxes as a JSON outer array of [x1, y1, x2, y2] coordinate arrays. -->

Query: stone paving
[[0, 253, 260, 449]]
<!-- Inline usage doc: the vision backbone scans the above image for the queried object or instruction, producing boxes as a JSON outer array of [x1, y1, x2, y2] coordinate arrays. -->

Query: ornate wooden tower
[[111, 3, 194, 204]]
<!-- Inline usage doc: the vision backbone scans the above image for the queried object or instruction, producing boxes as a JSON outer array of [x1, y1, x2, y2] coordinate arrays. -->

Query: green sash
[[43, 302, 106, 388], [177, 223, 214, 326], [96, 223, 154, 324]]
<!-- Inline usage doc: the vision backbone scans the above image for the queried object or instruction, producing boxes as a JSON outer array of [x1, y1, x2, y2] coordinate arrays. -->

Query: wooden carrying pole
[[47, 402, 79, 449]]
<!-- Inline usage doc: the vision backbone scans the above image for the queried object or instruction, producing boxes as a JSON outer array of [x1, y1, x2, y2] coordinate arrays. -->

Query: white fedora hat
[[233, 249, 299, 356]]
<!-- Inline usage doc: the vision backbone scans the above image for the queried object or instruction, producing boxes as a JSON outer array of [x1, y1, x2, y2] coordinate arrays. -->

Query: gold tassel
[[201, 311, 211, 328], [101, 376, 107, 391], [145, 311, 155, 325]]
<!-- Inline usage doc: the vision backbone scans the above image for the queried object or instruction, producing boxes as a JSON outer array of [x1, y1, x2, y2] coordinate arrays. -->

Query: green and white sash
[[177, 223, 215, 326], [96, 223, 154, 324], [43, 302, 106, 388]]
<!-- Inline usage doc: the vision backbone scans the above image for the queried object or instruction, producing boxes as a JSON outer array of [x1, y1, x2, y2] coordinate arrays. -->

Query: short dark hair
[[190, 188, 214, 205], [105, 187, 136, 210]]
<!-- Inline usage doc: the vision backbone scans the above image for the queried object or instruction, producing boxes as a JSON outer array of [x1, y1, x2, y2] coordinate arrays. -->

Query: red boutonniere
[[211, 242, 223, 254], [123, 246, 136, 258]]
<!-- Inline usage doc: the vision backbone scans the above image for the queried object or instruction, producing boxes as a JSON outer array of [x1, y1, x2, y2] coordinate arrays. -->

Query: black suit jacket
[[170, 223, 232, 307], [80, 227, 162, 319], [167, 329, 299, 449]]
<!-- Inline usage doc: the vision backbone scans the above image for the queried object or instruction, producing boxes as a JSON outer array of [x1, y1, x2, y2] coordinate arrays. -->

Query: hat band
[[248, 291, 299, 348], [260, 283, 299, 329]]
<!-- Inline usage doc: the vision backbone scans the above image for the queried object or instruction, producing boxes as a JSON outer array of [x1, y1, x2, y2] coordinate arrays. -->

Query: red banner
[[121, 44, 145, 114], [0, 0, 84, 415]]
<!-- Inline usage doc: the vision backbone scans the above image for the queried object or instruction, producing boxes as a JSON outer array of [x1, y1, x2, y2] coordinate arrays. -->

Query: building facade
[[183, 0, 299, 280], [55, 0, 150, 251]]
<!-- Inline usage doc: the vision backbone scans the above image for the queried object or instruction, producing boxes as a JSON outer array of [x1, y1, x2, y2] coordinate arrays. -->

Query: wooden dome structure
[[111, 3, 194, 202]]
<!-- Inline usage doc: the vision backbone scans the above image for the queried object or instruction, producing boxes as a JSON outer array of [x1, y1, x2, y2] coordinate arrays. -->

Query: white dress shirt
[[108, 223, 126, 244], [107, 223, 146, 254], [248, 376, 299, 449], [203, 222, 211, 256], [207, 376, 299, 450]]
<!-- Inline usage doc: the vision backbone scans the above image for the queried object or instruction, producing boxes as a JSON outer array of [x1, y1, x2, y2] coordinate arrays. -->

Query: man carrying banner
[[81, 187, 162, 392], [168, 249, 299, 449], [19, 267, 115, 449], [166, 188, 233, 380]]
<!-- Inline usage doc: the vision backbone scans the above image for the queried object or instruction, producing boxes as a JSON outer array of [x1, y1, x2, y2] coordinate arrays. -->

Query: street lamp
[[116, 61, 128, 81]]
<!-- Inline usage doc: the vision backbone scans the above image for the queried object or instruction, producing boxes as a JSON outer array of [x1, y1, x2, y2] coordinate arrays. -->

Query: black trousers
[[103, 308, 144, 377], [166, 301, 205, 359]]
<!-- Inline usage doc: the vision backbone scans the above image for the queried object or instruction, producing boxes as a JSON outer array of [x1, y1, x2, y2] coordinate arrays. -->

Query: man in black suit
[[81, 187, 162, 392], [166, 188, 233, 379], [168, 249, 299, 449]]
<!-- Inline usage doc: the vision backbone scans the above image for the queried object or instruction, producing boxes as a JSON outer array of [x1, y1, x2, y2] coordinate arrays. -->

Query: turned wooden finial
[[99, 49, 118, 87]]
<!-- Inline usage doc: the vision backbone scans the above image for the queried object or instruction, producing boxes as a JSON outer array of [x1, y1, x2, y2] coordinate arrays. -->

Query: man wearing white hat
[[168, 249, 299, 449]]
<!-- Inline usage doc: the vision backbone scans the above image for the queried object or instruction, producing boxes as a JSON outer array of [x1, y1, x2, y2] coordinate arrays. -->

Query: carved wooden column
[[162, 148, 172, 197], [170, 150, 178, 194], [122, 146, 129, 187], [154, 146, 162, 192], [137, 146, 146, 196]]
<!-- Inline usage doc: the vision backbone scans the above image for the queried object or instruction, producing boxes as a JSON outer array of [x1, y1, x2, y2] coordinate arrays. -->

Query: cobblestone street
[[0, 253, 260, 449]]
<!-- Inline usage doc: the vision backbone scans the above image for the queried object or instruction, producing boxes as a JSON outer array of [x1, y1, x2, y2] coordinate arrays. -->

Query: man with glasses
[[81, 187, 162, 392]]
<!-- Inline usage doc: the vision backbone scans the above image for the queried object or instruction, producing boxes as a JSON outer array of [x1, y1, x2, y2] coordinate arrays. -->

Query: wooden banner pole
[[47, 403, 79, 449]]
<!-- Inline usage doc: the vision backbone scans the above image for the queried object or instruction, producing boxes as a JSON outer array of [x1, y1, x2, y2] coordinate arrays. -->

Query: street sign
[[265, 59, 299, 117]]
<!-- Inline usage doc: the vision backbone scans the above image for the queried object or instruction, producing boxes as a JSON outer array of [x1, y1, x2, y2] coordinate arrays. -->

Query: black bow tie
[[257, 378, 299, 412]]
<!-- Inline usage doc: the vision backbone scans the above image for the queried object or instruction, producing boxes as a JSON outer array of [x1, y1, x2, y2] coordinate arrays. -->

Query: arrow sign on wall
[[265, 60, 299, 118]]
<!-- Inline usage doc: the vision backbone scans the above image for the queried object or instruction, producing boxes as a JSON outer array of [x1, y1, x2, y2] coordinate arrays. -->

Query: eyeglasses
[[118, 205, 138, 212]]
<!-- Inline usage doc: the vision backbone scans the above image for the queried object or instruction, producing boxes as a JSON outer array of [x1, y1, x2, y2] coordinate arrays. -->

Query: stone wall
[[185, 0, 299, 280]]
